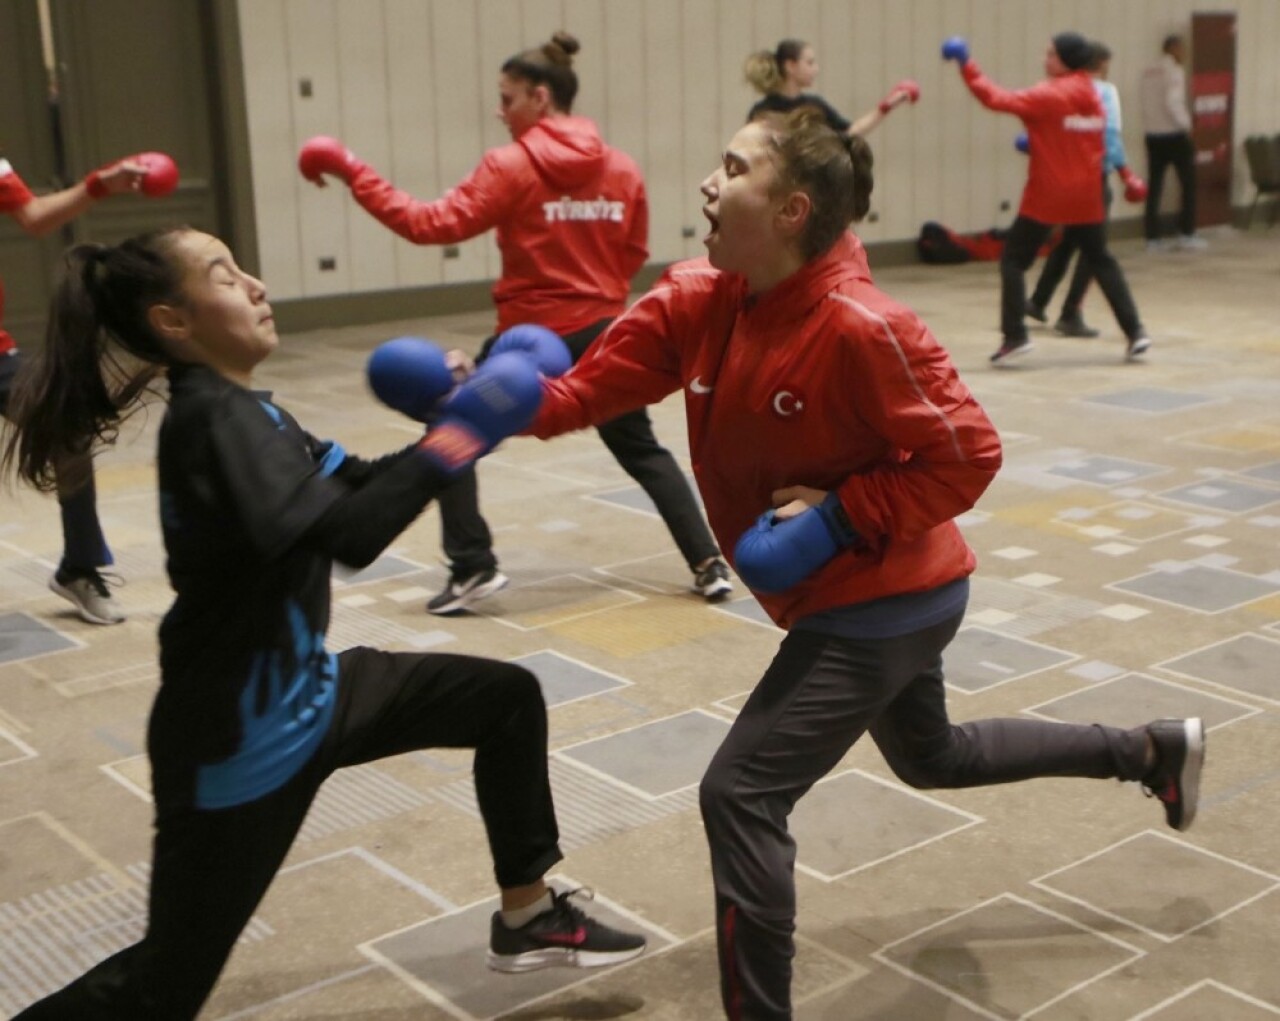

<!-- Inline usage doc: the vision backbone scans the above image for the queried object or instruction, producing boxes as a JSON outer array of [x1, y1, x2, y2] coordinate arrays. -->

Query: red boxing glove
[[1118, 166, 1148, 203], [136, 151, 179, 196], [878, 79, 921, 114], [83, 153, 177, 199], [298, 136, 361, 187]]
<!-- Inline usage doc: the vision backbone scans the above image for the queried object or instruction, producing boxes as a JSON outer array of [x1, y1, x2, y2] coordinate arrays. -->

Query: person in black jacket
[[1, 226, 645, 1020]]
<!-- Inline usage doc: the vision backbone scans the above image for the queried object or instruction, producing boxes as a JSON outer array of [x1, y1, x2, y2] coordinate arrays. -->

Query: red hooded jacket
[[530, 233, 1003, 629], [348, 116, 647, 335], [0, 159, 35, 354], [962, 61, 1106, 224]]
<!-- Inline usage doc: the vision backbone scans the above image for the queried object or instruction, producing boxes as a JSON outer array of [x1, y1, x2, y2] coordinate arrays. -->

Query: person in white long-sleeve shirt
[[1139, 34, 1205, 250]]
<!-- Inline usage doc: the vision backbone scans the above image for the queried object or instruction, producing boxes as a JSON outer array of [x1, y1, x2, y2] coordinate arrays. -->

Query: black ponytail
[[2, 227, 187, 492]]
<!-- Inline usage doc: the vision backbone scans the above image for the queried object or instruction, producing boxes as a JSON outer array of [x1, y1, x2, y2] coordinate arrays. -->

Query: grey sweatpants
[[698, 614, 1149, 1021]]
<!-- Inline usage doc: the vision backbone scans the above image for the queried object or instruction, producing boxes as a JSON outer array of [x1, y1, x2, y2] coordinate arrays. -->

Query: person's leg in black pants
[[1145, 134, 1176, 242], [699, 620, 1158, 1021], [1028, 231, 1080, 319], [438, 467, 499, 578], [1068, 222, 1147, 354], [995, 216, 1053, 361], [1056, 181, 1114, 335], [1172, 134, 1198, 238], [562, 319, 727, 593], [595, 409, 720, 570], [14, 652, 565, 1020], [431, 333, 506, 614]]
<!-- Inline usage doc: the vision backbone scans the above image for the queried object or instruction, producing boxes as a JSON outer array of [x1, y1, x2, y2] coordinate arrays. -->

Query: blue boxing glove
[[489, 323, 573, 378], [941, 36, 970, 64], [367, 336, 455, 422], [732, 492, 861, 594], [1014, 132, 1029, 155], [417, 352, 542, 475]]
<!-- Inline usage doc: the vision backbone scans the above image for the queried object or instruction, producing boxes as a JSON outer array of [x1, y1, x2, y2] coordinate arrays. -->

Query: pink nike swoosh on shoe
[[539, 927, 587, 946]]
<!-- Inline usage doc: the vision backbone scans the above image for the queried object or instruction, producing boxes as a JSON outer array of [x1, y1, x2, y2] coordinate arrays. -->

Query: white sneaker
[[426, 568, 509, 615], [1176, 234, 1208, 251], [1126, 335, 1153, 361], [49, 569, 126, 625], [693, 559, 733, 602]]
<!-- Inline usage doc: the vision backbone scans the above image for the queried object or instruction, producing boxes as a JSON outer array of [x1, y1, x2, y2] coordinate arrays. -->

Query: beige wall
[[238, 0, 1280, 302]]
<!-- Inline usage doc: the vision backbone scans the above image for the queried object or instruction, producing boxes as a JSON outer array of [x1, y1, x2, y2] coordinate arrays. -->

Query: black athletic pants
[[1144, 132, 1196, 239], [439, 318, 720, 577], [15, 649, 561, 1020], [700, 619, 1150, 1021], [1001, 216, 1143, 344], [1031, 180, 1114, 319]]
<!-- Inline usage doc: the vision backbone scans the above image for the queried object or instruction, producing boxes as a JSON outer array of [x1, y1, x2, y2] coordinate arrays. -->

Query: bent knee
[[491, 663, 545, 714]]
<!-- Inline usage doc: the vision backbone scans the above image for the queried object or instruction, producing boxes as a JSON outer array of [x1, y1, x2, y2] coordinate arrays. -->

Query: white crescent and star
[[772, 391, 804, 416]]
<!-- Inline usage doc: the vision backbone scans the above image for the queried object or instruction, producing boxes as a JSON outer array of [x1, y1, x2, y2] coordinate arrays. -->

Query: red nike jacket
[[348, 116, 647, 335], [0, 159, 36, 354], [962, 61, 1106, 224], [529, 232, 1003, 629]]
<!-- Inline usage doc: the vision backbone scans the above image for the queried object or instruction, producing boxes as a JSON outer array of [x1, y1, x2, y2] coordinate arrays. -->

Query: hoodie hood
[[517, 115, 607, 190]]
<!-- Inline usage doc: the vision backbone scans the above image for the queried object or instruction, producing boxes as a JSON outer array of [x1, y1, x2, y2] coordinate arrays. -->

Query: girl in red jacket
[[945, 32, 1150, 364], [2, 151, 151, 625], [527, 108, 1203, 1021], [300, 32, 729, 615]]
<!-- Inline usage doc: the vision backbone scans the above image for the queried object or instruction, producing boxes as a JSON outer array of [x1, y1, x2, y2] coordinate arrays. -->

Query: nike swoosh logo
[[540, 926, 588, 946], [690, 376, 713, 394]]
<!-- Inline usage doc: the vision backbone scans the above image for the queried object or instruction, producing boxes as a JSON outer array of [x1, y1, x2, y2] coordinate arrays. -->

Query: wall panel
[[601, 3, 646, 178], [287, 0, 352, 296], [239, 0, 303, 297], [428, 0, 487, 283], [642, 0, 685, 264], [679, 0, 720, 260], [384, 0, 442, 289], [337, 0, 399, 295], [716, 0, 754, 148]]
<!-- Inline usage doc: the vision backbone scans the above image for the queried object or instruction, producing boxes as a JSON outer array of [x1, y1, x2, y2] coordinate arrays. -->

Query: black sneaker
[[1142, 718, 1204, 831], [693, 559, 733, 602], [1024, 299, 1048, 323], [49, 567, 126, 625], [488, 888, 647, 973], [426, 567, 508, 615], [1126, 335, 1152, 361], [1054, 314, 1100, 338], [990, 337, 1034, 365]]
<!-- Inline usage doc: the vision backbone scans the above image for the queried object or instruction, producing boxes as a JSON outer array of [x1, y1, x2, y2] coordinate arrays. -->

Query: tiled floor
[[2, 227, 1278, 1019]]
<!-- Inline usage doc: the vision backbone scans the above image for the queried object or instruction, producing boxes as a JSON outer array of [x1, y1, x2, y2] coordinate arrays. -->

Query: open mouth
[[702, 207, 720, 242]]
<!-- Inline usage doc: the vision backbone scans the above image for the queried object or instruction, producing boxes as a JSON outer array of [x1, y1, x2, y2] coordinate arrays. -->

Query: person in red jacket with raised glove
[[522, 107, 1204, 1020], [1, 149, 174, 625], [300, 31, 729, 615], [943, 32, 1151, 364]]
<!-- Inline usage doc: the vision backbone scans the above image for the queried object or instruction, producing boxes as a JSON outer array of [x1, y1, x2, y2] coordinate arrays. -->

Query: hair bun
[[548, 30, 580, 61]]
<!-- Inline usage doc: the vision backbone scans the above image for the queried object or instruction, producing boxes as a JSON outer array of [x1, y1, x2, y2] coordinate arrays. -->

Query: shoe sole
[[487, 944, 646, 972], [426, 572, 510, 616], [1174, 717, 1205, 831], [697, 578, 733, 601], [991, 342, 1034, 365], [48, 578, 125, 626]]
